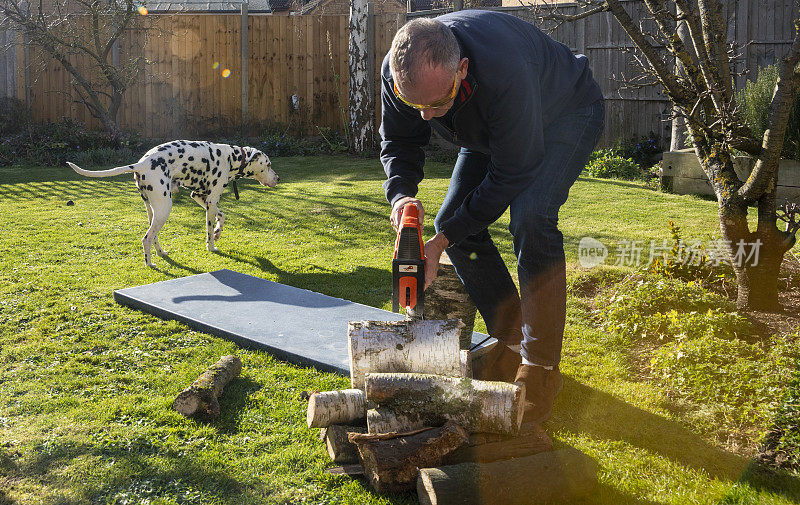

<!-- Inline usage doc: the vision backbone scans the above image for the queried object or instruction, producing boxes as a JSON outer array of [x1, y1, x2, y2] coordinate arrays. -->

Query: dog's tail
[[67, 161, 138, 178]]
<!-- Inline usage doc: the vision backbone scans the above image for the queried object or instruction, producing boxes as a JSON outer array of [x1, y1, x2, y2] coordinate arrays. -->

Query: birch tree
[[349, 0, 374, 152], [536, 0, 800, 311]]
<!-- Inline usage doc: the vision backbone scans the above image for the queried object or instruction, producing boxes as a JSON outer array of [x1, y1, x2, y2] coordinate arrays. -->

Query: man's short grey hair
[[390, 18, 460, 88]]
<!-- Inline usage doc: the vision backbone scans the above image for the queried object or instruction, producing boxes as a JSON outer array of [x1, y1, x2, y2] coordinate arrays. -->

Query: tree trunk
[[348, 319, 464, 390], [416, 448, 598, 505], [414, 255, 477, 349], [348, 0, 374, 152], [364, 373, 526, 435], [443, 422, 553, 465], [349, 421, 469, 493], [306, 389, 367, 428], [321, 424, 366, 463], [173, 355, 242, 419], [718, 202, 789, 311]]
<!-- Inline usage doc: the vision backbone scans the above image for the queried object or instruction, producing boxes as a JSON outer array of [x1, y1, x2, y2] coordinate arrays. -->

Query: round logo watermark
[[578, 237, 608, 268]]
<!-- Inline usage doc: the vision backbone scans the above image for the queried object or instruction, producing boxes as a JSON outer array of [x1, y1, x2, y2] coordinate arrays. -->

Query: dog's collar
[[234, 147, 248, 179]]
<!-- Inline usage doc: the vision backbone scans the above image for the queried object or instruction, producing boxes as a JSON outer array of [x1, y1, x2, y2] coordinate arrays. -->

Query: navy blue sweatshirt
[[379, 10, 603, 245]]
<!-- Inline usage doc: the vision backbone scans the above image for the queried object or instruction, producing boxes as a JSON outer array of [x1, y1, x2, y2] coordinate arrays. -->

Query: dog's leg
[[213, 208, 225, 241], [205, 201, 219, 252], [144, 198, 168, 257], [143, 198, 172, 267]]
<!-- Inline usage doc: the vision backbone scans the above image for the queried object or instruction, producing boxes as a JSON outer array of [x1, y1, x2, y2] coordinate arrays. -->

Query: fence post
[[241, 1, 249, 139], [349, 0, 375, 152]]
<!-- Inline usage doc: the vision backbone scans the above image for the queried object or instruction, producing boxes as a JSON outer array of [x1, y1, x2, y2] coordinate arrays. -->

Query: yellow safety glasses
[[393, 73, 459, 110]]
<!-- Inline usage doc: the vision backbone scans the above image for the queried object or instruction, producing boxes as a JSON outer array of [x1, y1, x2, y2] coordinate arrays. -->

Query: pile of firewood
[[306, 319, 598, 504]]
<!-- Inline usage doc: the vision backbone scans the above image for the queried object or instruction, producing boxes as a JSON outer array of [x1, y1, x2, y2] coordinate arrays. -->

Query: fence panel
[[1, 3, 798, 144]]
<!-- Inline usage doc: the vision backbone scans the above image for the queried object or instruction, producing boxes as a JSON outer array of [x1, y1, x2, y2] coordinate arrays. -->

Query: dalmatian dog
[[68, 140, 279, 267]]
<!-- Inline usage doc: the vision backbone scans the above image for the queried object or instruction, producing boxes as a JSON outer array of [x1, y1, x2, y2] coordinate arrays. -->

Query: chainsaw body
[[392, 204, 425, 318]]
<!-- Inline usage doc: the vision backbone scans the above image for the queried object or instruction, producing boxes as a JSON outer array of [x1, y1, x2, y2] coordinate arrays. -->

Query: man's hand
[[391, 197, 425, 230], [423, 232, 450, 289]]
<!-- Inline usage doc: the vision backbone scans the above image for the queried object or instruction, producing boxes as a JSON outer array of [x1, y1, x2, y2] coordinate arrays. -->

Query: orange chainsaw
[[392, 204, 425, 319]]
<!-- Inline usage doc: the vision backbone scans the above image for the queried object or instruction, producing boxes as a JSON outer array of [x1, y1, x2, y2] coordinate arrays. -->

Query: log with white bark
[[348, 319, 464, 390], [320, 424, 366, 463], [417, 448, 598, 505], [417, 254, 477, 349], [173, 354, 242, 419], [364, 373, 525, 435], [349, 422, 469, 493], [367, 407, 427, 434], [306, 389, 367, 428], [460, 350, 472, 378]]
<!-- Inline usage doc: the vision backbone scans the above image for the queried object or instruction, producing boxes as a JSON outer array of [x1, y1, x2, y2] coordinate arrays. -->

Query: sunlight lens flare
[[221, 69, 231, 78], [137, 5, 148, 15], [212, 62, 220, 70]]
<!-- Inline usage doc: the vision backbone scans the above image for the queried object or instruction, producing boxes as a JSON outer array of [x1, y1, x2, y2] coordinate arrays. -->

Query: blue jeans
[[434, 100, 605, 367]]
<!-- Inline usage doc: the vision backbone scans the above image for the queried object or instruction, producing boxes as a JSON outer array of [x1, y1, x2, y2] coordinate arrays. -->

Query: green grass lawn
[[1, 155, 799, 504]]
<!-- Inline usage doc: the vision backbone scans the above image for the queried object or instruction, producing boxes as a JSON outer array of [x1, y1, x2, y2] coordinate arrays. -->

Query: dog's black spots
[[163, 191, 167, 196], [223, 182, 228, 187], [212, 180, 217, 186], [189, 142, 199, 148], [160, 179, 165, 185], [128, 165, 134, 169], [216, 160, 220, 167], [188, 156, 194, 161], [179, 154, 183, 159], [157, 146, 167, 151], [140, 194, 147, 201], [177, 148, 185, 154], [168, 160, 174, 164], [211, 167, 217, 175], [216, 148, 221, 157], [201, 158, 208, 164], [147, 185, 153, 191], [141, 174, 146, 180]]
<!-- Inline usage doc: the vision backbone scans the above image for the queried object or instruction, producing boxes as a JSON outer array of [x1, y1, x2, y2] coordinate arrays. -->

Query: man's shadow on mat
[[550, 376, 800, 501], [211, 251, 393, 308]]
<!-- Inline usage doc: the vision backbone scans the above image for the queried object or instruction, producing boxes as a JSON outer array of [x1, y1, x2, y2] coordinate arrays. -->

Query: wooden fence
[[0, 1, 798, 145]]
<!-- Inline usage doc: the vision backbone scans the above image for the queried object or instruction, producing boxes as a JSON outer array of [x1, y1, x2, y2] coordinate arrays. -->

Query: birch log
[[367, 407, 427, 434], [349, 421, 469, 493], [348, 319, 464, 390], [364, 373, 525, 435], [306, 389, 367, 428], [320, 424, 366, 463], [173, 355, 242, 419], [417, 448, 598, 505], [421, 254, 477, 349], [460, 350, 472, 378]]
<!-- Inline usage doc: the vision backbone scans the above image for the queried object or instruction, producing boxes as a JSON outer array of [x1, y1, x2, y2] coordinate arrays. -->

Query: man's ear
[[458, 57, 469, 78]]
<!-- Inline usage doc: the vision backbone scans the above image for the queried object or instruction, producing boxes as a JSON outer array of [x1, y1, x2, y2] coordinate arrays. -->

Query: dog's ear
[[245, 147, 259, 164]]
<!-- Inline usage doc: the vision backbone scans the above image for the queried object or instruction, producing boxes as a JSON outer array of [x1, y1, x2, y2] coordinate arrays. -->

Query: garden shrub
[[0, 118, 142, 167], [595, 274, 751, 345], [736, 64, 800, 161], [257, 123, 348, 157], [584, 150, 641, 179], [616, 132, 662, 170], [648, 220, 735, 292], [763, 350, 800, 471]]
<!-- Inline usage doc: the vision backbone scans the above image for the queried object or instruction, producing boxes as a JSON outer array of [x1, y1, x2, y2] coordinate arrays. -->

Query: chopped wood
[[322, 425, 366, 463], [364, 373, 525, 435], [173, 354, 242, 419], [306, 389, 366, 428], [350, 421, 468, 494], [348, 319, 464, 390], [367, 407, 427, 434], [460, 349, 472, 378], [417, 448, 598, 505], [443, 423, 553, 464]]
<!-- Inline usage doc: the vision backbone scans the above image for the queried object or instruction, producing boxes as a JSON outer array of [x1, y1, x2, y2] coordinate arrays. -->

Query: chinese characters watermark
[[578, 237, 761, 269]]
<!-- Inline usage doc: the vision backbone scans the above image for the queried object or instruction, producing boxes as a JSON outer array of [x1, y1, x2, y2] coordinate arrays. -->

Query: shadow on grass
[[215, 376, 264, 435], [553, 377, 800, 502], [22, 437, 246, 504]]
